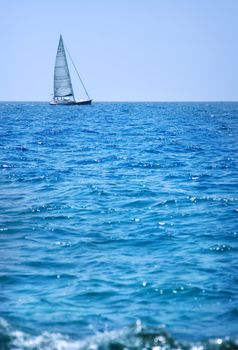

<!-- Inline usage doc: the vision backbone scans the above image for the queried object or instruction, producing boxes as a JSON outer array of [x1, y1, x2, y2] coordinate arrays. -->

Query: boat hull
[[50, 99, 92, 106], [75, 99, 92, 105]]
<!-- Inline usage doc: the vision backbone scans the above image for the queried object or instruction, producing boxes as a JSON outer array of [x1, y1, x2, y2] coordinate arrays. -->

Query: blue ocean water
[[0, 102, 238, 350]]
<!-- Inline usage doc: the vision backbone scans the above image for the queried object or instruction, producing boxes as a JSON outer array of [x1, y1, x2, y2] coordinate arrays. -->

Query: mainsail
[[54, 35, 74, 99]]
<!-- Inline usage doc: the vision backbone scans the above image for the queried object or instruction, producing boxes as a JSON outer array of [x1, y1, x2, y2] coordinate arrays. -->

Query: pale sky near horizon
[[1, 0, 238, 101]]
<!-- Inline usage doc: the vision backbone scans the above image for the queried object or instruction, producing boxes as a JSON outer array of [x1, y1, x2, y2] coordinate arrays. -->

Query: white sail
[[54, 35, 74, 98]]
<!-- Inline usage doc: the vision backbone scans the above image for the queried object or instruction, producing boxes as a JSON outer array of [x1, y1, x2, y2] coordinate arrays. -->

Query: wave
[[0, 319, 238, 350]]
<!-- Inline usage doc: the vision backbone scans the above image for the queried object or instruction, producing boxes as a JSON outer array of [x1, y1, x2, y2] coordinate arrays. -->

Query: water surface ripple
[[0, 102, 238, 348]]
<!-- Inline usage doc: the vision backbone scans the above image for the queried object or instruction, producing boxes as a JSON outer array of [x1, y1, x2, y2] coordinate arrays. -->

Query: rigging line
[[65, 45, 91, 100]]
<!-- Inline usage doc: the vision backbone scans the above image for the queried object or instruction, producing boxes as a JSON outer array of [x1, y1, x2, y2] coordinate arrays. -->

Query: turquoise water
[[0, 102, 238, 349]]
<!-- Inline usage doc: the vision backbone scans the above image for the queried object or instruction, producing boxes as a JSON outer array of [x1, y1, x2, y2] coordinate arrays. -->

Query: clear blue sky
[[1, 0, 238, 101]]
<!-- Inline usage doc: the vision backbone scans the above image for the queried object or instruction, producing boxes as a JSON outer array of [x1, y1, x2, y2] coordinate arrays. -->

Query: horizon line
[[1, 100, 238, 103]]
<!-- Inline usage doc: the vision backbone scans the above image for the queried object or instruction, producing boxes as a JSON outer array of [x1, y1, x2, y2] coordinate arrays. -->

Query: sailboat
[[50, 35, 92, 105]]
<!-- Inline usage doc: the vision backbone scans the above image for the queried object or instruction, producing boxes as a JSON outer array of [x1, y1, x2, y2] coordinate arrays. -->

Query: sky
[[1, 0, 238, 101]]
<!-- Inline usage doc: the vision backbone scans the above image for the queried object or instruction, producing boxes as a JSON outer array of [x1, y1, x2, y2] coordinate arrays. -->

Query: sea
[[0, 102, 238, 350]]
